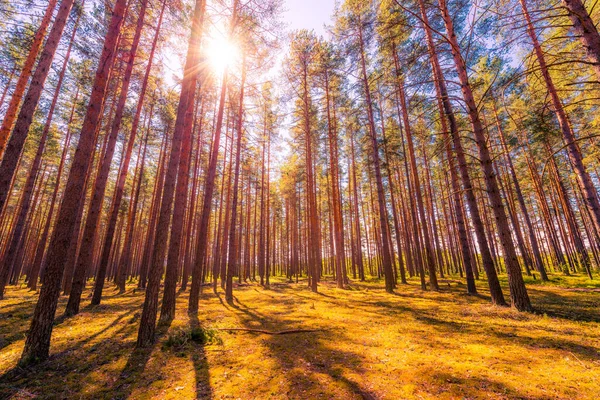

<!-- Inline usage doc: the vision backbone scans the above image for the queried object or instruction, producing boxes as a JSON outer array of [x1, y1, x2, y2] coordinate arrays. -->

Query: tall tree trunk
[[29, 90, 78, 291], [0, 0, 75, 215], [415, 0, 505, 304], [324, 71, 345, 289], [137, 0, 206, 346], [356, 19, 395, 293], [0, 0, 59, 157], [93, 0, 165, 303], [225, 59, 246, 302], [437, 0, 531, 311], [562, 0, 600, 80], [493, 105, 548, 280], [349, 134, 364, 281], [138, 126, 169, 289], [394, 72, 439, 291], [159, 53, 203, 322], [519, 0, 600, 235], [67, 0, 148, 314], [0, 5, 83, 297], [188, 0, 239, 314], [20, 0, 128, 364]]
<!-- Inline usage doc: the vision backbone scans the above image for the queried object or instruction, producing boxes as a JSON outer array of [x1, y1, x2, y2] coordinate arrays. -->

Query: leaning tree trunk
[[415, 0, 506, 305], [25, 1, 83, 291], [89, 0, 151, 307], [0, 0, 75, 217], [20, 0, 128, 364], [519, 0, 600, 236], [160, 0, 208, 321], [0, 0, 58, 157], [493, 104, 548, 280], [188, 0, 239, 314], [395, 73, 439, 291], [66, 0, 147, 315], [113, 1, 165, 291], [438, 0, 531, 311], [561, 0, 600, 80], [28, 91, 78, 291], [137, 0, 207, 347]]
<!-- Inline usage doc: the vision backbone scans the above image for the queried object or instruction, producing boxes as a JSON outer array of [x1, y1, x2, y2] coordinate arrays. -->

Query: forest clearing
[[2, 0, 600, 397], [1, 276, 599, 399]]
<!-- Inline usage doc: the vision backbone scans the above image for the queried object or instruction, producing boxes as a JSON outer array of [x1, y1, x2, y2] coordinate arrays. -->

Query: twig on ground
[[217, 328, 324, 335]]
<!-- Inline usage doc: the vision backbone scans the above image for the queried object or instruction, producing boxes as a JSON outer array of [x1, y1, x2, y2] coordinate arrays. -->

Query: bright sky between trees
[[283, 0, 335, 36]]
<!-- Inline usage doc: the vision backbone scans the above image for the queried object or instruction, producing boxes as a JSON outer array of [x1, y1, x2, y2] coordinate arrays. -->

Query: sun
[[205, 36, 239, 73]]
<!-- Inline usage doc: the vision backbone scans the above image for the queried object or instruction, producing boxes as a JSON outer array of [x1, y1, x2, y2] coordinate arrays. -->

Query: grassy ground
[[0, 274, 599, 399]]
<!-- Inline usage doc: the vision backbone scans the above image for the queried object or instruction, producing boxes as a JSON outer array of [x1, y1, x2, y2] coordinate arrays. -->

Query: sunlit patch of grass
[[0, 273, 599, 399]]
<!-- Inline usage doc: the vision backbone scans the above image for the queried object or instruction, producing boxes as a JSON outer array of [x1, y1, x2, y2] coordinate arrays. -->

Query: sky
[[282, 0, 336, 37], [271, 0, 336, 162]]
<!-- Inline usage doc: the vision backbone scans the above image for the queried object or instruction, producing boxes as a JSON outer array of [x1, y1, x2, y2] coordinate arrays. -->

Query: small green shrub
[[164, 326, 222, 350], [190, 326, 223, 345]]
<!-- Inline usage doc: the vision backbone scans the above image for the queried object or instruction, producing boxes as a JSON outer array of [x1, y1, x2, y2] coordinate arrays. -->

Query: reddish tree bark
[[138, 0, 207, 346], [66, 0, 148, 314], [20, 0, 128, 364], [438, 0, 531, 311], [0, 0, 75, 216], [519, 0, 600, 236], [0, 0, 59, 157]]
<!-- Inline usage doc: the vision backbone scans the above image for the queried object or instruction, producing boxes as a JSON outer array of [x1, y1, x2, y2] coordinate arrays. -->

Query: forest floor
[[0, 274, 599, 399]]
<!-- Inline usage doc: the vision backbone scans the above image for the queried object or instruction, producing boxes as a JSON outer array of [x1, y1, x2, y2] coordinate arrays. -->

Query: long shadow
[[0, 296, 42, 351], [0, 311, 137, 399], [429, 371, 555, 400], [361, 296, 600, 363], [277, 283, 600, 366], [189, 312, 212, 399], [226, 293, 379, 399], [233, 283, 597, 398], [527, 287, 600, 323], [97, 318, 173, 399]]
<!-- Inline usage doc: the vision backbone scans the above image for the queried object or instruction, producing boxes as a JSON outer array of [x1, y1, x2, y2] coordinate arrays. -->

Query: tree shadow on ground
[[0, 309, 138, 399], [90, 317, 173, 399], [527, 287, 600, 323], [427, 371, 556, 400], [228, 294, 379, 399], [0, 295, 41, 351], [258, 282, 600, 371], [188, 312, 212, 399]]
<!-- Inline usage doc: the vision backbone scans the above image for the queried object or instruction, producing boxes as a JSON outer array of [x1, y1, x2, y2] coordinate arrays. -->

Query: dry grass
[[0, 274, 599, 399]]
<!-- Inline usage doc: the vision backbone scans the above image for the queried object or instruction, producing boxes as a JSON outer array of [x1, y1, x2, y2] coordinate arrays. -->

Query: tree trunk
[[519, 0, 600, 236], [137, 0, 206, 346], [20, 0, 128, 364], [356, 20, 395, 293], [0, 0, 58, 157], [438, 0, 531, 311], [0, 0, 75, 215], [90, 0, 157, 305], [562, 0, 600, 80], [415, 0, 505, 304], [225, 59, 246, 302], [67, 0, 147, 314]]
